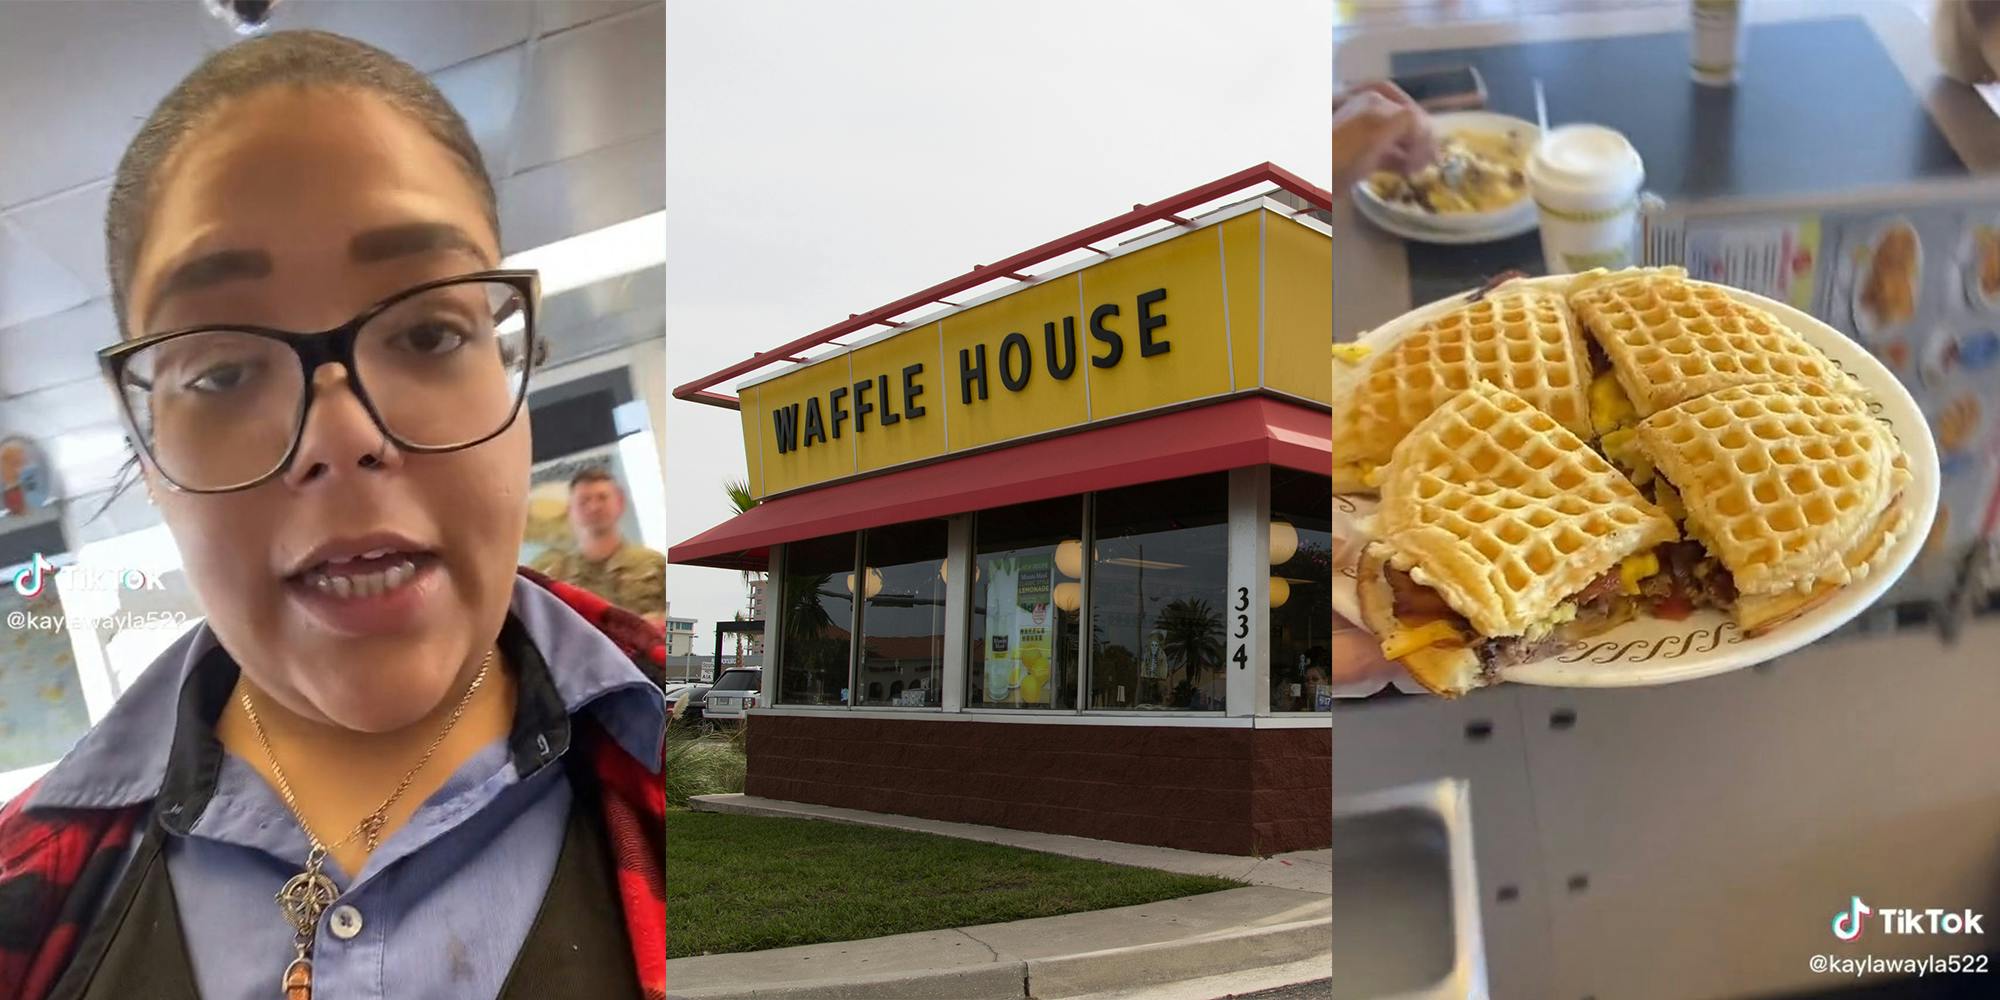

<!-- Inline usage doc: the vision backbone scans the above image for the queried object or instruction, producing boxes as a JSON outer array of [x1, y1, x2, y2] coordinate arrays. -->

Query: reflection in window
[[1089, 474, 1228, 711], [778, 533, 855, 706], [1270, 470, 1334, 712], [969, 497, 1082, 710], [857, 521, 947, 708]]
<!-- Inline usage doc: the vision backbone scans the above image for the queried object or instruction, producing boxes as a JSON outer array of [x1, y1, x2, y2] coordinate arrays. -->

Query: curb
[[668, 958, 1027, 1000], [1024, 917, 1332, 997], [666, 914, 1331, 1000]]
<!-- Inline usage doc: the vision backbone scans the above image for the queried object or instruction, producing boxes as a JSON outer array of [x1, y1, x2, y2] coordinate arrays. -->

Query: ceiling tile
[[0, 2, 212, 208], [0, 299, 119, 397], [498, 134, 663, 253], [431, 46, 527, 176], [0, 375, 122, 442], [538, 1, 653, 35], [510, 3, 663, 173], [8, 180, 113, 299], [0, 220, 94, 331], [199, 0, 535, 73]]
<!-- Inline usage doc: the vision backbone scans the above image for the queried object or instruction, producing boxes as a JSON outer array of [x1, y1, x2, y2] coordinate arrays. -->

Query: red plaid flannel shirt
[[0, 568, 665, 1000]]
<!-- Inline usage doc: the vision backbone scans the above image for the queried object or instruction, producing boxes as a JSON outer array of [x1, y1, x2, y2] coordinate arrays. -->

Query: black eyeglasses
[[99, 270, 543, 494]]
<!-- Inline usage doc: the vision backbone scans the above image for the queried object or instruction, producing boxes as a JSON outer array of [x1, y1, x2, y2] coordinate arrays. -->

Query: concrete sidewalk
[[668, 796, 1332, 1000], [687, 793, 1334, 895], [665, 884, 1332, 1000]]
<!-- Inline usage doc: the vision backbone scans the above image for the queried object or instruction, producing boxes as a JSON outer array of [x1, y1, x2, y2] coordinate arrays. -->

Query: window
[[712, 669, 761, 692], [1089, 474, 1229, 710], [856, 521, 947, 708], [1270, 470, 1334, 712], [969, 496, 1083, 710], [778, 532, 856, 705]]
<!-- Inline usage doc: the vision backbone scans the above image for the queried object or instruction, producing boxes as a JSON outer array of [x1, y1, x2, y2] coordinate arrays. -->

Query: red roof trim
[[670, 396, 1329, 570]]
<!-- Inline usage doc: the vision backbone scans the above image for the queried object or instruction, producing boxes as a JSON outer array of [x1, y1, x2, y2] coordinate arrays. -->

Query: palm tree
[[780, 571, 842, 699], [724, 477, 766, 661], [1157, 598, 1223, 704], [724, 477, 758, 515]]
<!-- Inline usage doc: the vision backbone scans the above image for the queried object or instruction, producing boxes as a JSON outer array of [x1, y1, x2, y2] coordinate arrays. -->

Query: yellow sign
[[739, 204, 1328, 499]]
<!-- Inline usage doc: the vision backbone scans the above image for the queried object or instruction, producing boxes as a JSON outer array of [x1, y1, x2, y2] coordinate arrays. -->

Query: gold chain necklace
[[240, 649, 493, 1000]]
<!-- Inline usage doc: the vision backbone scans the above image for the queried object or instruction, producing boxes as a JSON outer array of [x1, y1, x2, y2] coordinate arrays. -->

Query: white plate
[[1332, 274, 1942, 689], [1353, 185, 1539, 246], [1851, 217, 1923, 341], [1352, 111, 1539, 244]]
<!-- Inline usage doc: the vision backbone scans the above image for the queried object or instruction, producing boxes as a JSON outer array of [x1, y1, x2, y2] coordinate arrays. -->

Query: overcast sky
[[664, 0, 1332, 650]]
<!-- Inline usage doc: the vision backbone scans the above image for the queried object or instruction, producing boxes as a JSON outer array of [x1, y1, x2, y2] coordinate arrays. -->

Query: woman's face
[[126, 86, 529, 733]]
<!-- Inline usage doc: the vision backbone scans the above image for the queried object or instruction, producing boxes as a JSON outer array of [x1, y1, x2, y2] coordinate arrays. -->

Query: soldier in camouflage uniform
[[530, 467, 667, 625]]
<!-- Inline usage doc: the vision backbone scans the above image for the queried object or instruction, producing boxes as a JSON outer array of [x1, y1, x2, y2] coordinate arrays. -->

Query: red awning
[[671, 395, 1327, 569]]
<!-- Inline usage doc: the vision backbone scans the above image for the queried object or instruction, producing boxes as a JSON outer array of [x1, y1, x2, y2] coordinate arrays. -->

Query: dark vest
[[50, 785, 640, 1000]]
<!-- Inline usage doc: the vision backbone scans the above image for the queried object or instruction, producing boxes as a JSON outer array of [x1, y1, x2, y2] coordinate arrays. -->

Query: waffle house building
[[671, 168, 1335, 854]]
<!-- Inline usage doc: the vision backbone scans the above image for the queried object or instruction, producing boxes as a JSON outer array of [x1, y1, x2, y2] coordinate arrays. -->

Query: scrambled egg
[[1589, 372, 1639, 435], [1332, 343, 1372, 364], [1600, 428, 1654, 486], [1361, 463, 1384, 488], [1367, 131, 1529, 215], [1653, 479, 1685, 522], [1523, 601, 1579, 642]]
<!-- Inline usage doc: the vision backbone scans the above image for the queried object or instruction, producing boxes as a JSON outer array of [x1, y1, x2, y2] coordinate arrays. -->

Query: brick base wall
[[743, 714, 1330, 855]]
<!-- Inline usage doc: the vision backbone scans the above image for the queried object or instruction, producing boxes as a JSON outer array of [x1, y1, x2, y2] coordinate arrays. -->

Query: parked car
[[666, 682, 711, 723], [700, 668, 763, 726]]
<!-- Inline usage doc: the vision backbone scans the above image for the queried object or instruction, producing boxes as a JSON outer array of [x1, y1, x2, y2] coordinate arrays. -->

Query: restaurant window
[[856, 520, 948, 708], [778, 532, 856, 706], [969, 496, 1083, 710], [1269, 470, 1334, 712], [1089, 473, 1229, 711]]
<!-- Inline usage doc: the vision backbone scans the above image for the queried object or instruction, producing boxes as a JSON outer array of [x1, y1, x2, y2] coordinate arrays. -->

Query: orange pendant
[[283, 956, 312, 1000]]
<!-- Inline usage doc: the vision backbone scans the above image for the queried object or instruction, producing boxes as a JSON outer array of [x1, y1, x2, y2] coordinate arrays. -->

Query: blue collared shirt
[[30, 576, 665, 1000]]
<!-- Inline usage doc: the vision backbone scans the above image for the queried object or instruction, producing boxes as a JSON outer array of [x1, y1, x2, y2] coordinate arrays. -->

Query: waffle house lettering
[[771, 363, 929, 453], [768, 287, 1168, 454], [962, 287, 1170, 403]]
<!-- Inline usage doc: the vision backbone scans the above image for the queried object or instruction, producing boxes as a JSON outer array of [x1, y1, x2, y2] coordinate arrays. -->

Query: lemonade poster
[[983, 554, 1054, 705]]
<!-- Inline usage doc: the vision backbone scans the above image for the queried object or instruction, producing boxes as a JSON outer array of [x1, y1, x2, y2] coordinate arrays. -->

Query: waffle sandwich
[[1568, 266, 1864, 421], [1333, 285, 1594, 493], [1618, 382, 1914, 635], [1354, 382, 1680, 696]]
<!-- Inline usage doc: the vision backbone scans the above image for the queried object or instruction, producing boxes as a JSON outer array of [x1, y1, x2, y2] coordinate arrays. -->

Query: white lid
[[1528, 124, 1644, 199]]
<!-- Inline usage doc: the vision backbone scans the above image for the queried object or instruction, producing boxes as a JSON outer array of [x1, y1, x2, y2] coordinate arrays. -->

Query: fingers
[[1331, 81, 1437, 189], [1328, 627, 1405, 687], [1394, 120, 1438, 169], [1333, 79, 1420, 114]]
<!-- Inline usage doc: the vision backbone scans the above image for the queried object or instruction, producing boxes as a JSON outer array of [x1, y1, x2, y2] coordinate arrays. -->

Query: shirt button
[[329, 905, 364, 940]]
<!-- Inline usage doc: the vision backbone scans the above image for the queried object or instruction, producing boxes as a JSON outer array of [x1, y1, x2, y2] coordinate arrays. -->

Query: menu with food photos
[[1645, 201, 2000, 612]]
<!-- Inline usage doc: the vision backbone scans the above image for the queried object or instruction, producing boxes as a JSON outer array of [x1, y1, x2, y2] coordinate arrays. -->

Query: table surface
[[1332, 0, 2000, 332], [1389, 17, 1965, 306]]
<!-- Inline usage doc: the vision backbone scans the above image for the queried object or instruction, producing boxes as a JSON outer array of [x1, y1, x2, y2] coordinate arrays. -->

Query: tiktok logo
[[1832, 896, 1872, 941], [11, 553, 53, 599]]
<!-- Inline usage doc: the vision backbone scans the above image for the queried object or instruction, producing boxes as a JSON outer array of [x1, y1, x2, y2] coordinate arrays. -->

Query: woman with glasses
[[0, 31, 664, 1000]]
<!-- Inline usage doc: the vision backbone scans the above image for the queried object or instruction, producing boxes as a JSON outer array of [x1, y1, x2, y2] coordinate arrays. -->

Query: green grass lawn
[[668, 811, 1243, 958]]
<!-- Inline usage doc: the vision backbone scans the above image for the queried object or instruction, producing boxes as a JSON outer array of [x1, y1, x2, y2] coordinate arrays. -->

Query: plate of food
[[1356, 111, 1538, 244], [1852, 218, 1922, 338], [1959, 218, 2000, 313], [1331, 267, 1939, 695]]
